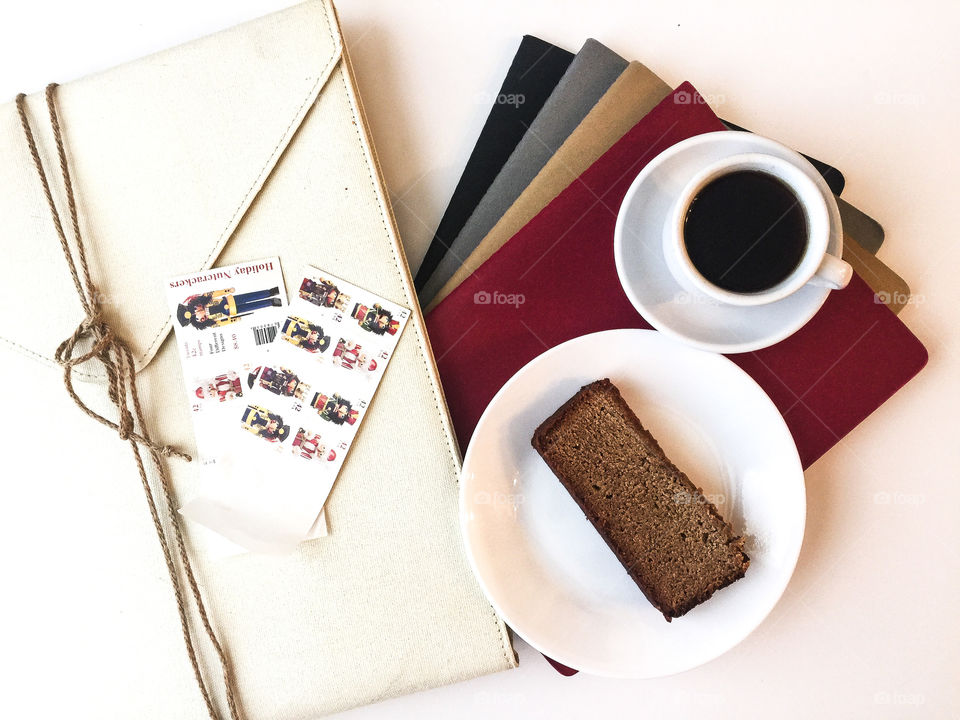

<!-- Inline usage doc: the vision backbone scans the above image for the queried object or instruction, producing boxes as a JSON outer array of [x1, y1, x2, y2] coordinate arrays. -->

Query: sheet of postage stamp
[[170, 262, 409, 553], [239, 267, 410, 476]]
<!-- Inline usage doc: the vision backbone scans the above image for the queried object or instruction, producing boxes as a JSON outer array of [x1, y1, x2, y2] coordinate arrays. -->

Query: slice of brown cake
[[531, 378, 748, 621]]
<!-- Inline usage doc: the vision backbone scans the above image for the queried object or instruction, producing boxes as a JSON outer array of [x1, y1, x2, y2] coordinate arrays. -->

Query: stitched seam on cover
[[136, 0, 341, 366], [336, 53, 515, 669], [334, 72, 461, 478], [0, 335, 96, 380]]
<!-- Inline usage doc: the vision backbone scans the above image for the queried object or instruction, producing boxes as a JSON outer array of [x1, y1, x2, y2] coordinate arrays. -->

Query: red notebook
[[425, 83, 927, 674]]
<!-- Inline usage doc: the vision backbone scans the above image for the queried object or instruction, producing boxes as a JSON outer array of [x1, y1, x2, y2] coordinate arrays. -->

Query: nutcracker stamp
[[240, 405, 290, 444], [298, 276, 351, 312], [310, 391, 362, 425], [196, 371, 244, 403]]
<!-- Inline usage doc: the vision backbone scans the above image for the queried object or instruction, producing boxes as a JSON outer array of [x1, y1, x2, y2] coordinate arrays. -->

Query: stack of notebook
[[416, 36, 928, 674]]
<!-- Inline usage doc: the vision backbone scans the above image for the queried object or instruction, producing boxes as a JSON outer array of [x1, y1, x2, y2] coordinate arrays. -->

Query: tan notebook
[[427, 62, 910, 314], [0, 2, 515, 718]]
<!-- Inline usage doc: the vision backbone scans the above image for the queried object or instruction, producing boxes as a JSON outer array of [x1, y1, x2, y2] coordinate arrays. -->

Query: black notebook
[[413, 35, 574, 290]]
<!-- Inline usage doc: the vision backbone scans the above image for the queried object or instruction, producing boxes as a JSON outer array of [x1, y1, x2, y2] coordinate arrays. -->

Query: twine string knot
[[16, 84, 241, 720]]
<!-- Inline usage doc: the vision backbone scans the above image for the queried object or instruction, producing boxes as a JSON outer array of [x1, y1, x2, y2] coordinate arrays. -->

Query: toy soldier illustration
[[176, 286, 282, 330], [195, 371, 243, 403], [332, 338, 377, 372], [240, 405, 290, 443], [350, 302, 399, 336], [249, 365, 310, 400], [281, 316, 331, 353], [310, 392, 359, 425], [299, 277, 350, 311], [292, 428, 337, 462]]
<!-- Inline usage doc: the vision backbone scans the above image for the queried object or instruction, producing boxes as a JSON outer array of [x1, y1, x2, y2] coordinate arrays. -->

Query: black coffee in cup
[[682, 170, 808, 293]]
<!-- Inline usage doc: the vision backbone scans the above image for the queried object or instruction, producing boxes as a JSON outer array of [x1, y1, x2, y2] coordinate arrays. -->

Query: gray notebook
[[417, 38, 629, 305]]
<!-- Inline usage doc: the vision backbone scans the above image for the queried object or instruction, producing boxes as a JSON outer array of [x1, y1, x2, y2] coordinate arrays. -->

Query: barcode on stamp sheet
[[252, 322, 279, 346]]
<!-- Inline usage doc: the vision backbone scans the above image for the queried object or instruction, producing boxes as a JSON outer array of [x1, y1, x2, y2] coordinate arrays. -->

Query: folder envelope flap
[[0, 0, 342, 375]]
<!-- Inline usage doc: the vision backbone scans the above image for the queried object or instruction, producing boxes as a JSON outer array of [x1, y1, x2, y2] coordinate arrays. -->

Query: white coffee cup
[[662, 152, 852, 307]]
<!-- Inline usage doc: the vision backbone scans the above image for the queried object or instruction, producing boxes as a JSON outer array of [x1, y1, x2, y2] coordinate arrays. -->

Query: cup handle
[[808, 253, 853, 290]]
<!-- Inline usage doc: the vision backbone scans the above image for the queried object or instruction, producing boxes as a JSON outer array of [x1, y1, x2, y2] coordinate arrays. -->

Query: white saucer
[[613, 131, 843, 353], [460, 330, 805, 678]]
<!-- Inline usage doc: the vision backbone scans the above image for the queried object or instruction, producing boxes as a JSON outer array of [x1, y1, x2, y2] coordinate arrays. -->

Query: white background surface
[[1, 1, 957, 718]]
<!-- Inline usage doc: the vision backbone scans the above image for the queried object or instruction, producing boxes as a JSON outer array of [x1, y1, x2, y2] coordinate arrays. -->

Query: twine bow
[[16, 84, 242, 720]]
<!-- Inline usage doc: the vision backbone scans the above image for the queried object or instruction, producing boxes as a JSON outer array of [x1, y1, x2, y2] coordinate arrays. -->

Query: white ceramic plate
[[460, 329, 805, 678], [613, 131, 843, 353]]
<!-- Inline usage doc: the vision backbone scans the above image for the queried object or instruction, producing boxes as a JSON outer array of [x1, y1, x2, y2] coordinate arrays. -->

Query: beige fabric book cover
[[0, 2, 515, 719], [427, 62, 910, 314]]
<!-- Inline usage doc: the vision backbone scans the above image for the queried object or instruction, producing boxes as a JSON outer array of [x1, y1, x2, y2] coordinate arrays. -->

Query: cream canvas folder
[[0, 1, 516, 718]]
